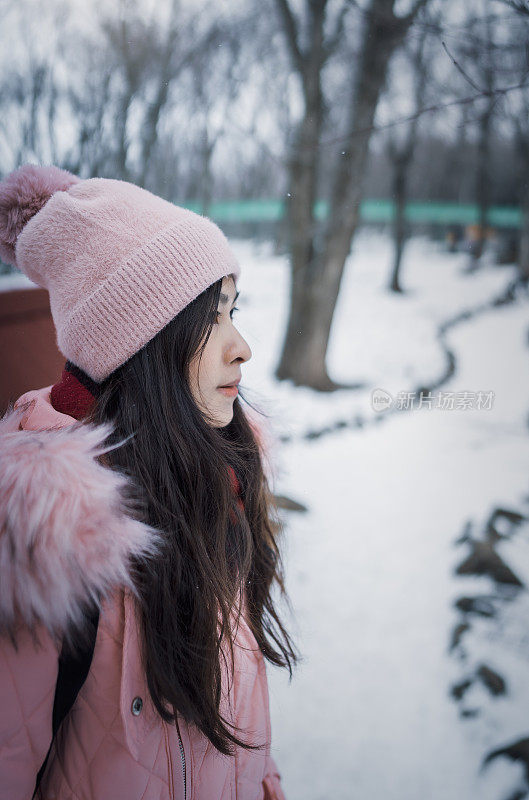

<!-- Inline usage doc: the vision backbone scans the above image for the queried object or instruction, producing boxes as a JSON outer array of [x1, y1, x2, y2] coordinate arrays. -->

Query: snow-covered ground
[[231, 231, 529, 800]]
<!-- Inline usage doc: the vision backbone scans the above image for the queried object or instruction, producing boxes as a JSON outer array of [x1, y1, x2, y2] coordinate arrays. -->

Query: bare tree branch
[[403, 0, 430, 25], [494, 0, 529, 15], [317, 79, 529, 149], [347, 0, 429, 27], [442, 40, 483, 92], [273, 0, 306, 75], [324, 2, 351, 57]]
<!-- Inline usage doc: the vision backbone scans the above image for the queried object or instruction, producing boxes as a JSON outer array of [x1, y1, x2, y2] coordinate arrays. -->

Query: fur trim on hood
[[0, 400, 162, 645]]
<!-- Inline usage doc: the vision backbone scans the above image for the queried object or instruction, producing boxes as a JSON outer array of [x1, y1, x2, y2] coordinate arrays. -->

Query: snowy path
[[231, 234, 529, 800]]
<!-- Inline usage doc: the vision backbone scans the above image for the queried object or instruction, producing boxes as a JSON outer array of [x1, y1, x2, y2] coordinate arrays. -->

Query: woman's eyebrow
[[219, 290, 240, 306]]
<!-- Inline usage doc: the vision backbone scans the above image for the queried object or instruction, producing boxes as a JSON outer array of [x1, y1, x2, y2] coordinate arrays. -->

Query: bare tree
[[441, 0, 529, 279], [500, 0, 529, 281], [63, 46, 114, 177], [274, 0, 429, 391], [187, 32, 244, 216], [93, 0, 231, 193], [0, 0, 264, 205], [514, 103, 529, 282], [454, 6, 499, 269], [494, 0, 529, 14], [0, 0, 71, 166], [135, 5, 226, 191], [385, 24, 430, 292]]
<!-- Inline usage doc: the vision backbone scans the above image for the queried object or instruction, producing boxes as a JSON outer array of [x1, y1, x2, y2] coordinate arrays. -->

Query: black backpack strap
[[33, 604, 100, 798]]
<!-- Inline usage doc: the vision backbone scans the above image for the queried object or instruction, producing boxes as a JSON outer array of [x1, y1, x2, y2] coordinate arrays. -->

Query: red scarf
[[50, 363, 97, 421]]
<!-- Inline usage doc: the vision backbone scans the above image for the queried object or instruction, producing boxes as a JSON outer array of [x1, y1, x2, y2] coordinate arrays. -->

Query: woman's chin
[[209, 407, 234, 428]]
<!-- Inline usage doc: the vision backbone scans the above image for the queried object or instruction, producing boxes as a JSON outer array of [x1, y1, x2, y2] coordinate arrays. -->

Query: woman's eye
[[214, 306, 239, 323]]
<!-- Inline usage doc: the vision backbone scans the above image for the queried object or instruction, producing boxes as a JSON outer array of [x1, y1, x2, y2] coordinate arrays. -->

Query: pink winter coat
[[0, 386, 286, 800]]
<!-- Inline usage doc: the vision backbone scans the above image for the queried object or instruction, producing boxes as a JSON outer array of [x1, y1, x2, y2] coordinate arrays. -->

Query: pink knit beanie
[[0, 164, 241, 382]]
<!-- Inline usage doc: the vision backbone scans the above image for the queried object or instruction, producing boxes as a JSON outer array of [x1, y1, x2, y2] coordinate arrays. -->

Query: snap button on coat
[[131, 696, 143, 716]]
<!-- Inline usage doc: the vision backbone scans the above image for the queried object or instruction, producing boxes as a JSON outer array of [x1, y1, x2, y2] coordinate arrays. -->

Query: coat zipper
[[175, 716, 187, 800], [163, 720, 175, 800]]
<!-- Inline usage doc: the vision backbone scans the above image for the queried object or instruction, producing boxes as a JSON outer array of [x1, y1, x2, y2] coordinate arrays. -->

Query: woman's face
[[188, 275, 252, 427]]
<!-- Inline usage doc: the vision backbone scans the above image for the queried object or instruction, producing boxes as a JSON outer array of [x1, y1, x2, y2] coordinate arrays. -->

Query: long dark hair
[[86, 274, 300, 757]]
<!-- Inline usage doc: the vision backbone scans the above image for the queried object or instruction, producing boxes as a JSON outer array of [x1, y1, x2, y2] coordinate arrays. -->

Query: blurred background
[[1, 0, 529, 798]]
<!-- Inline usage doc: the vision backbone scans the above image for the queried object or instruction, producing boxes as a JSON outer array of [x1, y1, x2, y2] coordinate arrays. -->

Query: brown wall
[[0, 286, 65, 415]]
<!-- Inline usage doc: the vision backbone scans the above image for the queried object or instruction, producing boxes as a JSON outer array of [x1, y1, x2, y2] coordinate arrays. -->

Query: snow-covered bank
[[234, 233, 521, 443], [230, 232, 529, 800]]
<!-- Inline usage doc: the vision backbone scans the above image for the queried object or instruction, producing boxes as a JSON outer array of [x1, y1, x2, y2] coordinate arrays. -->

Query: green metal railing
[[182, 198, 522, 228]]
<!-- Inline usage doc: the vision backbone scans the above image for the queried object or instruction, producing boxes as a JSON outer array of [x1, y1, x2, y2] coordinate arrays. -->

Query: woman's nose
[[229, 329, 252, 364]]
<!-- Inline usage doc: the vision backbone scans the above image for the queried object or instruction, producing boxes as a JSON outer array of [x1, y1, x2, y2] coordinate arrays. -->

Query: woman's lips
[[217, 385, 238, 397]]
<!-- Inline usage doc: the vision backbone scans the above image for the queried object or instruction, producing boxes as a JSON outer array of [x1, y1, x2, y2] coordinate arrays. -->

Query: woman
[[0, 164, 299, 799]]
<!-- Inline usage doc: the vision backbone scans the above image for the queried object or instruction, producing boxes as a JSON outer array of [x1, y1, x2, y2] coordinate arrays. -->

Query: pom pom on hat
[[0, 163, 80, 267]]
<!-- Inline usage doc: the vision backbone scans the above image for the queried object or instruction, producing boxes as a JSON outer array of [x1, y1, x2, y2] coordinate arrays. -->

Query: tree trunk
[[274, 0, 327, 385], [389, 156, 408, 293], [388, 24, 427, 293], [519, 190, 529, 283], [514, 114, 529, 283], [469, 11, 494, 269], [116, 92, 132, 181], [471, 102, 493, 265], [200, 128, 215, 218], [275, 0, 427, 389], [277, 1, 410, 387]]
